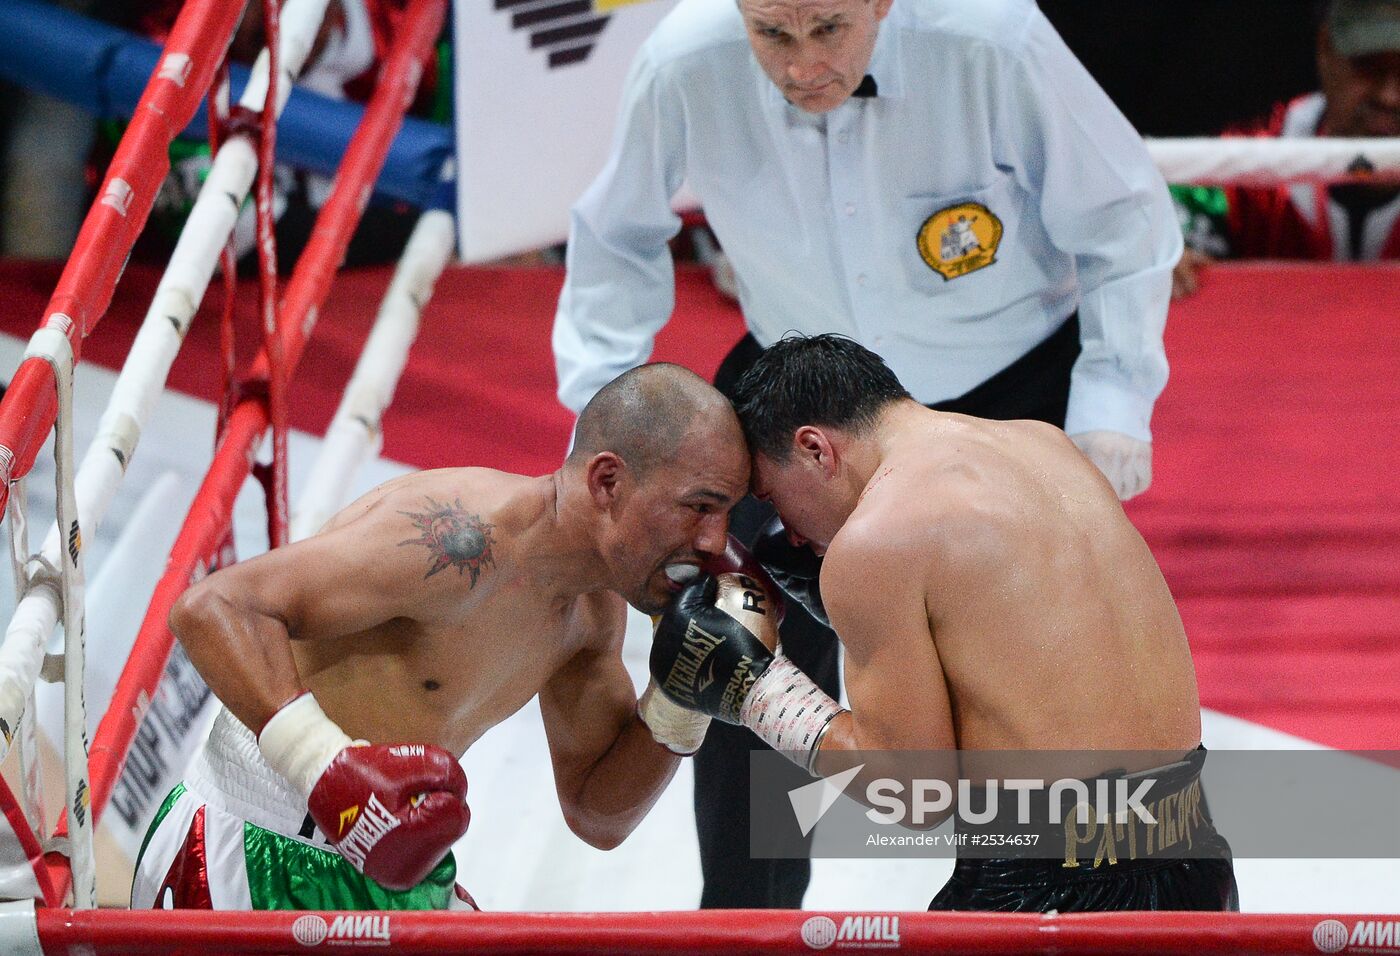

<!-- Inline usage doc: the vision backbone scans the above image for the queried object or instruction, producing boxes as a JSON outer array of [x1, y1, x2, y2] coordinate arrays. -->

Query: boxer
[[132, 363, 746, 911], [653, 334, 1239, 912]]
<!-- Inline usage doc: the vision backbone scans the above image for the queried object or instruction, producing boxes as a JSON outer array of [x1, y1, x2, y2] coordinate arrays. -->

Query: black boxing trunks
[[929, 745, 1239, 912]]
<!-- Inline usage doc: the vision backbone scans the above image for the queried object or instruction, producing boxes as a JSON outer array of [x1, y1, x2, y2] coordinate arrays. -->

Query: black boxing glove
[[650, 571, 779, 724], [752, 516, 829, 628], [651, 570, 847, 773]]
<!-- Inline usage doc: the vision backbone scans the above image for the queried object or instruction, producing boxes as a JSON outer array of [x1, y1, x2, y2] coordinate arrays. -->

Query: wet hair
[[568, 363, 728, 475], [729, 334, 912, 461]]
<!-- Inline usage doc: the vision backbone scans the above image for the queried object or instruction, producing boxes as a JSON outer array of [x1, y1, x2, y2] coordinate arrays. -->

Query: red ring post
[[0, 0, 246, 512]]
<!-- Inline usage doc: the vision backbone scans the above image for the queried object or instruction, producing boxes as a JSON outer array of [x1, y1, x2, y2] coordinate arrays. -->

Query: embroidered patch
[[916, 201, 1003, 280]]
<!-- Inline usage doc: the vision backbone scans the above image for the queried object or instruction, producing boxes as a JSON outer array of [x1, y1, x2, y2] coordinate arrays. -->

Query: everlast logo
[[335, 793, 402, 869], [661, 620, 725, 706], [697, 658, 718, 693], [1063, 779, 1202, 868], [339, 806, 360, 837]]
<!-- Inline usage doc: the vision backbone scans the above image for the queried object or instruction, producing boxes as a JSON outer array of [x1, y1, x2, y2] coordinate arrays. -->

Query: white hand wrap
[[638, 679, 710, 755], [256, 692, 361, 799], [739, 654, 847, 774]]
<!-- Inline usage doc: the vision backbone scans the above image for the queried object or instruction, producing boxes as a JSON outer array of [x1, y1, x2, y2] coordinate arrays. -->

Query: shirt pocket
[[900, 179, 1019, 300]]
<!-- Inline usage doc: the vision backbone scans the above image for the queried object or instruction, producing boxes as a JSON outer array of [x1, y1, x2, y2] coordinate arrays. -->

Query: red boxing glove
[[257, 693, 470, 891], [701, 534, 786, 626], [307, 743, 471, 891]]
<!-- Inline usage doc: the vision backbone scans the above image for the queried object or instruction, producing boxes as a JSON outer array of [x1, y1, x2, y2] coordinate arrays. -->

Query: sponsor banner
[[750, 749, 1400, 860], [801, 914, 902, 951], [453, 0, 679, 262], [292, 913, 393, 948], [104, 642, 214, 853], [1313, 918, 1400, 955]]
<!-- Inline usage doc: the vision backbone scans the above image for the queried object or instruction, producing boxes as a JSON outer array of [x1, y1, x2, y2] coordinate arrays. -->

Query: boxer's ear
[[794, 426, 839, 479], [585, 452, 626, 509]]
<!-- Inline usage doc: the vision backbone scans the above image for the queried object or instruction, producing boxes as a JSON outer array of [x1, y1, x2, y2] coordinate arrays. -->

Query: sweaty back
[[853, 414, 1200, 756]]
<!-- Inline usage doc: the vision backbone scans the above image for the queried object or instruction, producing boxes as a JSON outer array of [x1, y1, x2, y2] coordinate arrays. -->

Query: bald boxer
[[652, 335, 1239, 912], [131, 364, 744, 911]]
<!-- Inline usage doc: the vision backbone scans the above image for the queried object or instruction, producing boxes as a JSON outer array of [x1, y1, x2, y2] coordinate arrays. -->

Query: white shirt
[[552, 0, 1182, 441]]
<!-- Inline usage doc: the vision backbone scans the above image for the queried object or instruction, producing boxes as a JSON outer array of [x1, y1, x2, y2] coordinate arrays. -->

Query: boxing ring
[[0, 0, 1396, 951]]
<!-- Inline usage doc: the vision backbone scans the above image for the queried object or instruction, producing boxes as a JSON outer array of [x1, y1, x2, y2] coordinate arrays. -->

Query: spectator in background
[[115, 0, 449, 270], [1173, 0, 1400, 297], [0, 0, 104, 260], [552, 0, 1181, 910]]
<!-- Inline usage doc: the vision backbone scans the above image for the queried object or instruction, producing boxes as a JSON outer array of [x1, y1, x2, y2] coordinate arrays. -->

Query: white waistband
[[187, 706, 315, 840]]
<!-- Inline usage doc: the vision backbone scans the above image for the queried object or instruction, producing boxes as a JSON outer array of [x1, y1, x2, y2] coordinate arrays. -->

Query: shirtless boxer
[[131, 363, 742, 910], [652, 335, 1239, 912]]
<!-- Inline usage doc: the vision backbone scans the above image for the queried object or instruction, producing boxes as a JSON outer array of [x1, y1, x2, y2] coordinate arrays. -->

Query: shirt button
[[874, 335, 885, 345], [844, 203, 856, 216], [837, 131, 850, 144], [857, 273, 868, 286]]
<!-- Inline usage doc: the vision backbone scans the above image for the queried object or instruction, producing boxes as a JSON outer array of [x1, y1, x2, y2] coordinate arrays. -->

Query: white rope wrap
[[1148, 137, 1400, 185], [0, 467, 40, 758], [290, 209, 456, 541], [2, 467, 49, 845], [0, 0, 336, 770], [20, 328, 94, 909], [739, 654, 847, 775], [16, 707, 47, 853], [108, 0, 333, 425]]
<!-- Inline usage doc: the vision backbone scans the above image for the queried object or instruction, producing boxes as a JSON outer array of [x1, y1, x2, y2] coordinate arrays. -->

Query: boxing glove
[[701, 535, 787, 627], [652, 572, 846, 772], [752, 516, 829, 628], [651, 571, 779, 724], [258, 693, 471, 890]]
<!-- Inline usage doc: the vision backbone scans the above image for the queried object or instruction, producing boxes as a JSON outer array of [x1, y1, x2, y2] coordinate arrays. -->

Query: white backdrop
[[454, 0, 680, 263]]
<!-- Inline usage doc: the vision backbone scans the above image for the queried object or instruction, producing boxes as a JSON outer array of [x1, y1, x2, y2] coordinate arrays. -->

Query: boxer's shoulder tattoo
[[398, 496, 497, 585]]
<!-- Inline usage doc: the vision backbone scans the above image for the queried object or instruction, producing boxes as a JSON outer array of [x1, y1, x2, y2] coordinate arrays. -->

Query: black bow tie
[[852, 74, 878, 98]]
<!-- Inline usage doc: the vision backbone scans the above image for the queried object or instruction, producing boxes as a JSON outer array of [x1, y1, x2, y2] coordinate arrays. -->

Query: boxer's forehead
[[677, 450, 749, 505], [663, 427, 749, 505], [687, 407, 748, 467], [748, 451, 791, 499]]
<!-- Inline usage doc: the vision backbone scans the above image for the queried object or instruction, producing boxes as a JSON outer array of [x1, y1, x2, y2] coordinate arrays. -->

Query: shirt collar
[[863, 15, 903, 100]]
